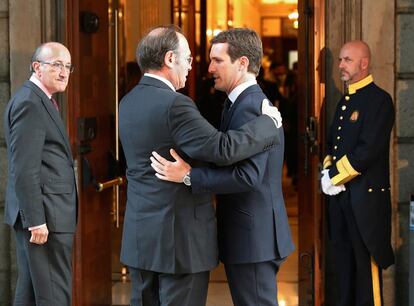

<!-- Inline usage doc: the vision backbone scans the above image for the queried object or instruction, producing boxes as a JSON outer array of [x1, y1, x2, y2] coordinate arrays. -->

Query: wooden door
[[297, 0, 325, 305], [66, 1, 114, 305]]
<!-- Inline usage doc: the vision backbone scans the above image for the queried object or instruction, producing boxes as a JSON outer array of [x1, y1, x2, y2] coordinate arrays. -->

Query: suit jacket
[[4, 81, 77, 233], [323, 76, 395, 268], [118, 76, 280, 274], [191, 84, 295, 264]]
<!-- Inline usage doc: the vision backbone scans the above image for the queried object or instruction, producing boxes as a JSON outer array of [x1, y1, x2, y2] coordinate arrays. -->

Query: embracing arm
[[151, 148, 270, 194], [168, 96, 280, 166]]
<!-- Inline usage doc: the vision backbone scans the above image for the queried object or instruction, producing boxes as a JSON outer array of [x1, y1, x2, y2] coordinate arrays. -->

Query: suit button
[[368, 188, 373, 192], [337, 136, 341, 140], [334, 145, 338, 150], [340, 116, 343, 120], [333, 156, 337, 160], [342, 105, 347, 111], [381, 188, 385, 192], [345, 96, 350, 101]]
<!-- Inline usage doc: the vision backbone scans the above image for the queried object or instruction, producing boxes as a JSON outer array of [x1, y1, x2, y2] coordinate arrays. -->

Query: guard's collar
[[347, 74, 373, 95]]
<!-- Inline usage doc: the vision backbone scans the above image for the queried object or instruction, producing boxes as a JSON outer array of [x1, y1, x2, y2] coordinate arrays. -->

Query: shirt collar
[[228, 79, 257, 103], [144, 73, 176, 92], [29, 75, 52, 99], [347, 74, 373, 95]]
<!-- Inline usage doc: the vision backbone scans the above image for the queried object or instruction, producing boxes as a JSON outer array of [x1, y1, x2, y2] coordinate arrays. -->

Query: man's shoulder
[[364, 82, 392, 100], [9, 82, 42, 108]]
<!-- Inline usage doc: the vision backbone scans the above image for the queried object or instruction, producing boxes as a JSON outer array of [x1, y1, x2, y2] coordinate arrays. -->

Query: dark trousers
[[129, 267, 210, 306], [224, 259, 284, 306], [13, 218, 74, 306], [329, 192, 383, 306]]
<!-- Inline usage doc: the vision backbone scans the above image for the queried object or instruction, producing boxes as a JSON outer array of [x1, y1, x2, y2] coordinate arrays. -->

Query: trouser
[[129, 266, 210, 306], [13, 218, 74, 306], [329, 193, 383, 306], [224, 259, 284, 306]]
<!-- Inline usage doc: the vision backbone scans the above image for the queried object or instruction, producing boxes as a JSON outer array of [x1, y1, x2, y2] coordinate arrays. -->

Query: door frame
[[297, 0, 325, 305]]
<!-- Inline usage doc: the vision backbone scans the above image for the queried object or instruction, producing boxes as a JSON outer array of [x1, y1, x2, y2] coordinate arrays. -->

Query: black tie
[[220, 98, 232, 130]]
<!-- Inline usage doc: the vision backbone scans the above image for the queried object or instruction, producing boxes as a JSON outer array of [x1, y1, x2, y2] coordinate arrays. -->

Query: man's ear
[[239, 56, 250, 71], [165, 51, 175, 68], [361, 57, 369, 71], [31, 61, 41, 74]]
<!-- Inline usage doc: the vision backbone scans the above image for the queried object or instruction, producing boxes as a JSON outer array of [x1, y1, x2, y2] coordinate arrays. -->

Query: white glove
[[261, 99, 282, 128], [321, 169, 346, 196]]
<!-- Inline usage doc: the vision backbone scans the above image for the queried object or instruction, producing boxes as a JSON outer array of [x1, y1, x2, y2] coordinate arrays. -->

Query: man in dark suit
[[321, 40, 394, 306], [4, 42, 77, 306], [119, 25, 283, 306], [150, 28, 294, 306]]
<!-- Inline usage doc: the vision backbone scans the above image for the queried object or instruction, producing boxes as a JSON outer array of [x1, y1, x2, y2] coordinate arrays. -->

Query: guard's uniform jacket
[[323, 74, 395, 269], [323, 74, 395, 305]]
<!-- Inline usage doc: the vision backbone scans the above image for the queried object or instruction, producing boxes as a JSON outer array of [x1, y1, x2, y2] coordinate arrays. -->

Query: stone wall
[[395, 0, 414, 304]]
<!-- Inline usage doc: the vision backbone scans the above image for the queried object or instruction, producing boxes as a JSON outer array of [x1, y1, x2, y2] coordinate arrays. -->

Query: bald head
[[31, 42, 71, 72], [342, 40, 371, 62], [338, 40, 371, 84]]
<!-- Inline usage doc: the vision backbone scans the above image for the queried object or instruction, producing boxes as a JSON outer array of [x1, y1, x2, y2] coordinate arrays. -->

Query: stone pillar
[[395, 0, 414, 305]]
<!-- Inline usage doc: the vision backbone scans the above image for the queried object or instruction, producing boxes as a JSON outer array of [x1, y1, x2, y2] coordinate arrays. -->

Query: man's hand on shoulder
[[261, 99, 282, 128]]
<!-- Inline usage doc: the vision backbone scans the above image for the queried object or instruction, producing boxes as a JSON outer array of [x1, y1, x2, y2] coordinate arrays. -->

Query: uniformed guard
[[321, 40, 395, 306]]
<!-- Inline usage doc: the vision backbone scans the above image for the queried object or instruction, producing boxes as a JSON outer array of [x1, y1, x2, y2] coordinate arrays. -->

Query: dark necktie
[[220, 98, 232, 129], [51, 97, 59, 112]]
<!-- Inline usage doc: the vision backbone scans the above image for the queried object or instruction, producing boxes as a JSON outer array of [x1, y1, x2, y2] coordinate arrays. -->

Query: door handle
[[96, 176, 124, 192]]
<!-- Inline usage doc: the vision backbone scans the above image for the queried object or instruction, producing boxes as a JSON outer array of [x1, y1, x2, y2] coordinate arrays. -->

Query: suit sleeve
[[188, 100, 278, 194], [329, 94, 395, 185], [9, 99, 46, 228], [191, 149, 270, 194], [168, 95, 279, 166]]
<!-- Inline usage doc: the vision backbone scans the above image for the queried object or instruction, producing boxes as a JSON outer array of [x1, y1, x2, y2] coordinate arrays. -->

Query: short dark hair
[[210, 28, 263, 75], [136, 25, 182, 72]]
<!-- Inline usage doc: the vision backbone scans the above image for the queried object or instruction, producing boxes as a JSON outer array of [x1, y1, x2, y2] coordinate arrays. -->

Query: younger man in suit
[[151, 28, 294, 306], [4, 42, 77, 306]]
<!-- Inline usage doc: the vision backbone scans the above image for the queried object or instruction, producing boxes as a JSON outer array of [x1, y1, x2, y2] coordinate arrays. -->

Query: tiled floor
[[112, 174, 299, 306]]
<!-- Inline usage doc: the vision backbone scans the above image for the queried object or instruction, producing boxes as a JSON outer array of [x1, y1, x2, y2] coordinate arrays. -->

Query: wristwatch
[[183, 171, 191, 186]]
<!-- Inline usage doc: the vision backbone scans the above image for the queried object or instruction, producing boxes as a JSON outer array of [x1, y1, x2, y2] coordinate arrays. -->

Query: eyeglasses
[[186, 56, 193, 66], [38, 61, 75, 73]]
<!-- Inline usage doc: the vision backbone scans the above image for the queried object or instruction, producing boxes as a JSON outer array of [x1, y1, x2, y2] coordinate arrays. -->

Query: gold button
[[334, 145, 338, 150], [381, 188, 385, 192], [337, 136, 341, 140], [345, 96, 350, 101], [338, 126, 342, 130], [368, 188, 373, 192], [342, 105, 346, 111], [340, 116, 343, 120], [333, 156, 337, 160]]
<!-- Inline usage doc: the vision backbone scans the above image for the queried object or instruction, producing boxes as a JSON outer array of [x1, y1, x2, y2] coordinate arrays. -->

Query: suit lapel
[[24, 81, 73, 159], [220, 84, 262, 131]]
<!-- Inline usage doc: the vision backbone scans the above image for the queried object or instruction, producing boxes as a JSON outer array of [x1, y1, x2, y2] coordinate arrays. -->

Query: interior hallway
[[112, 168, 299, 306]]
